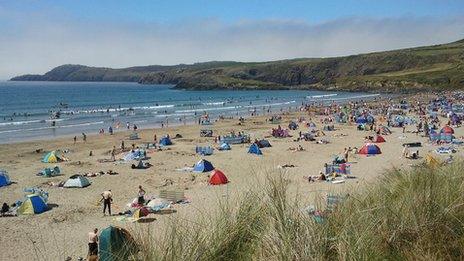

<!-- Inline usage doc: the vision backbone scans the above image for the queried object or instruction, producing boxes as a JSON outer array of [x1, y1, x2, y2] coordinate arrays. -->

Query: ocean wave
[[323, 94, 380, 101], [203, 102, 225, 106], [62, 104, 175, 114], [0, 118, 65, 126], [307, 94, 338, 99], [0, 121, 104, 134]]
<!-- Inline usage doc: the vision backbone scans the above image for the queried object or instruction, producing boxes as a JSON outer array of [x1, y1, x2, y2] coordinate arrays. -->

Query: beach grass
[[131, 161, 464, 260]]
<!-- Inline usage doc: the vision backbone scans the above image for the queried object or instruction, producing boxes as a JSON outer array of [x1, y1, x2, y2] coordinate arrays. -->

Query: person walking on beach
[[88, 228, 99, 258], [82, 132, 87, 142], [73, 136, 77, 144], [137, 185, 146, 205], [100, 190, 113, 216]]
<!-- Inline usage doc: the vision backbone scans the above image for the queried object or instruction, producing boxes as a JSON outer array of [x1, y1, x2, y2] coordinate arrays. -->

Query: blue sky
[[3, 0, 464, 23], [1, 0, 463, 79]]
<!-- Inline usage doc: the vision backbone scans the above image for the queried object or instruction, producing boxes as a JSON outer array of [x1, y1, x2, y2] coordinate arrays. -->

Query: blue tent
[[248, 143, 263, 155], [219, 143, 231, 150], [17, 194, 48, 215], [159, 137, 172, 146], [0, 170, 11, 187], [193, 159, 214, 172]]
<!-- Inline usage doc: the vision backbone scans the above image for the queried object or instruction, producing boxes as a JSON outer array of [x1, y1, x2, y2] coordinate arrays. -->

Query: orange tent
[[209, 169, 229, 185]]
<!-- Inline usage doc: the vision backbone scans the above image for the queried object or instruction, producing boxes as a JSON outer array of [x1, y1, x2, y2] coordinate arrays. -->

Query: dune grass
[[132, 161, 464, 260]]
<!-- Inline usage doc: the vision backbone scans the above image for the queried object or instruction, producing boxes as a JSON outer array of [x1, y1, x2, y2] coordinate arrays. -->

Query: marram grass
[[131, 161, 464, 261]]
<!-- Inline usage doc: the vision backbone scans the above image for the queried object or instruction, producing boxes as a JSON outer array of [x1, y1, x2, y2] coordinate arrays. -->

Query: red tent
[[209, 169, 229, 185], [440, 126, 454, 134], [374, 135, 386, 143]]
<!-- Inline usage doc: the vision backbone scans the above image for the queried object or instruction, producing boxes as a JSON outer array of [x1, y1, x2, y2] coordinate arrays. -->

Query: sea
[[0, 81, 380, 144]]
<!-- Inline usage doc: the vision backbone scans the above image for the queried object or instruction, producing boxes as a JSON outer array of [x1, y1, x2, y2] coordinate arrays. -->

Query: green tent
[[99, 226, 137, 261]]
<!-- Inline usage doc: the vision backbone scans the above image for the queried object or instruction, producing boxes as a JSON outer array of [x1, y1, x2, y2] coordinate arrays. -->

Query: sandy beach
[[0, 99, 460, 260]]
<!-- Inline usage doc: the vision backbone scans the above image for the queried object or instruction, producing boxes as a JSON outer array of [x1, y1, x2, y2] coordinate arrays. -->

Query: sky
[[1, 0, 464, 79]]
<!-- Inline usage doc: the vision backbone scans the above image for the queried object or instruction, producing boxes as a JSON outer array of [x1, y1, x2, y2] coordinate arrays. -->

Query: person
[[121, 140, 125, 150], [1, 203, 9, 216], [100, 190, 113, 216], [88, 228, 99, 257], [82, 132, 87, 142], [111, 146, 116, 161], [343, 148, 349, 162], [402, 145, 410, 158], [138, 185, 146, 205], [108, 126, 113, 135], [73, 136, 77, 144]]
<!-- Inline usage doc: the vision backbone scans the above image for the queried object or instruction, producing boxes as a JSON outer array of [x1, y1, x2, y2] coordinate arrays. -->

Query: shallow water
[[0, 81, 378, 143]]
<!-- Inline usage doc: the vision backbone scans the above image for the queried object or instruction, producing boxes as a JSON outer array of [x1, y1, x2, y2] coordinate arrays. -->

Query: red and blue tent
[[358, 143, 381, 155]]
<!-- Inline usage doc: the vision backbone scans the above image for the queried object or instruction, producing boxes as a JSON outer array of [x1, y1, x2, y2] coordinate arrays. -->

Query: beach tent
[[42, 151, 63, 163], [219, 143, 231, 151], [440, 126, 455, 134], [123, 149, 145, 161], [358, 143, 381, 155], [131, 207, 150, 220], [99, 226, 137, 261], [159, 137, 172, 146], [248, 143, 263, 155], [257, 139, 272, 148], [209, 169, 229, 185], [17, 194, 48, 215], [193, 159, 214, 172], [374, 135, 386, 143], [0, 170, 11, 187], [63, 175, 91, 188]]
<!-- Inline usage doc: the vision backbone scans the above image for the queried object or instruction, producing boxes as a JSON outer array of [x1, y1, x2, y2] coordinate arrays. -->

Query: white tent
[[63, 175, 91, 188]]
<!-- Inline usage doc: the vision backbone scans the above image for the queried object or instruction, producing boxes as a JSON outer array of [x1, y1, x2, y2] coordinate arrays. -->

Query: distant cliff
[[11, 39, 464, 93]]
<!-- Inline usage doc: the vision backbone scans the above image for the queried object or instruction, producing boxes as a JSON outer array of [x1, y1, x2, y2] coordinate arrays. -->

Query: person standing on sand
[[121, 140, 125, 150], [111, 146, 116, 161], [73, 136, 77, 144], [88, 228, 99, 257], [100, 190, 113, 216], [82, 132, 87, 142]]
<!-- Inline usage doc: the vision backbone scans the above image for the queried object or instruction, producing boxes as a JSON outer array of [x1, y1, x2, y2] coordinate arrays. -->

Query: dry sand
[[0, 111, 460, 260]]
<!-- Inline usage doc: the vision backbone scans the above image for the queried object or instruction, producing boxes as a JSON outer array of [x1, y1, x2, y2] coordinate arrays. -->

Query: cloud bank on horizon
[[1, 6, 463, 79]]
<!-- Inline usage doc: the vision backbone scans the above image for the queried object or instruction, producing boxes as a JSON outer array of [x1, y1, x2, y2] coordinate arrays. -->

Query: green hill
[[11, 39, 464, 93]]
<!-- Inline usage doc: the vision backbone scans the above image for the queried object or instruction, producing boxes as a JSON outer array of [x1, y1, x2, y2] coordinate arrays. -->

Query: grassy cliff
[[12, 39, 464, 93]]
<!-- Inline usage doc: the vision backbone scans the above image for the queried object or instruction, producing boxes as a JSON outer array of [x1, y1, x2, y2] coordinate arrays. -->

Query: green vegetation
[[132, 161, 464, 260], [12, 39, 464, 92]]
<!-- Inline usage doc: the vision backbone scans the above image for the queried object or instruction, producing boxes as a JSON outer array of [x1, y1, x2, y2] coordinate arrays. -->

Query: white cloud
[[1, 12, 463, 79]]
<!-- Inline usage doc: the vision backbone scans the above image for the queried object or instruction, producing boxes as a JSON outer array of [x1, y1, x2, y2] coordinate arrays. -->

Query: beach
[[0, 97, 458, 260]]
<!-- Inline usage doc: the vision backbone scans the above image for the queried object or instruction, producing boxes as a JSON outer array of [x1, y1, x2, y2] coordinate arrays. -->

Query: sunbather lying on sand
[[287, 145, 305, 152]]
